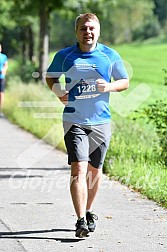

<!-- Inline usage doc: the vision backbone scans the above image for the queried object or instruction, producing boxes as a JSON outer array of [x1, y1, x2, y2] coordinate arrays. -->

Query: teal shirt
[[0, 53, 8, 79]]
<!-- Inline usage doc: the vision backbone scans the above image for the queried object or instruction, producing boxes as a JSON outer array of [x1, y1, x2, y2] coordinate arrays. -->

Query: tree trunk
[[39, 5, 49, 83], [28, 25, 34, 61], [21, 27, 28, 64]]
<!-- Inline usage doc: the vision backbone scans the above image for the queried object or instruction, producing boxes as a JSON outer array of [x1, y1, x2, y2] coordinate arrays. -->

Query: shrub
[[141, 100, 167, 166], [132, 17, 160, 41]]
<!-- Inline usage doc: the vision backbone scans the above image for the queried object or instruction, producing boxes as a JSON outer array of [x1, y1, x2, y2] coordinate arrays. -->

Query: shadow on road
[[0, 228, 85, 243]]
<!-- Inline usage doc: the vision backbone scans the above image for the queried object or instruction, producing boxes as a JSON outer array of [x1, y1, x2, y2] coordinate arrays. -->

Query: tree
[[38, 0, 64, 82], [0, 0, 15, 29], [0, 0, 16, 52], [10, 0, 64, 82], [153, 0, 167, 26], [99, 0, 159, 43]]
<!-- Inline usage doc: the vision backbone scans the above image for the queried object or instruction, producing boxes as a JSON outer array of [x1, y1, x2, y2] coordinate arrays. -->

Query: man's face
[[76, 19, 100, 49]]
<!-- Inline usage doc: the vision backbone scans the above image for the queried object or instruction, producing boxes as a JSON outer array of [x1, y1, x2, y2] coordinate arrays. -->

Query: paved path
[[0, 117, 167, 252]]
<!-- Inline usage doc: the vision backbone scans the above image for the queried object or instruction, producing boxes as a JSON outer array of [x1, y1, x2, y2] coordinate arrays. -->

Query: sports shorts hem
[[63, 122, 111, 169]]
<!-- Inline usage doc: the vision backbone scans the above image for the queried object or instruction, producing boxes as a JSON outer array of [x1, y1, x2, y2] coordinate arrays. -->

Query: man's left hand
[[96, 79, 110, 93]]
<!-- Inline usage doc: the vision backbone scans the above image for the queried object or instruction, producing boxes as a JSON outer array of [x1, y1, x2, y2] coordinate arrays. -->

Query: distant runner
[[0, 43, 8, 117]]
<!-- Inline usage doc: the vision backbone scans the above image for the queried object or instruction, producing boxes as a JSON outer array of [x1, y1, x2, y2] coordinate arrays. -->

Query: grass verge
[[4, 82, 66, 151]]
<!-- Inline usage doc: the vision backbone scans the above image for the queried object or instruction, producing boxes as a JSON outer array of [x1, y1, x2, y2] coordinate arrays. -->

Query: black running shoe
[[75, 217, 89, 238], [86, 212, 98, 232]]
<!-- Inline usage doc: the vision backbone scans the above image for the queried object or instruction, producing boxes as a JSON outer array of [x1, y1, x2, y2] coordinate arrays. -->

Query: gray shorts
[[63, 122, 111, 168]]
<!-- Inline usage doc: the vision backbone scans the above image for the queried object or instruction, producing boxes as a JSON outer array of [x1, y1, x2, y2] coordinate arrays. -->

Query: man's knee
[[71, 161, 88, 177]]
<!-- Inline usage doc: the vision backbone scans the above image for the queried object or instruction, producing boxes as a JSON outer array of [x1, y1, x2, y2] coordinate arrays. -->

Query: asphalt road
[[0, 117, 167, 252]]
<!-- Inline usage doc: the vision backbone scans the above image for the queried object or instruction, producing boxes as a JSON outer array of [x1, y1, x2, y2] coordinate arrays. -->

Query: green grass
[[111, 43, 167, 111], [103, 116, 167, 208], [113, 43, 167, 85], [104, 42, 167, 208], [4, 41, 167, 208], [4, 82, 65, 151]]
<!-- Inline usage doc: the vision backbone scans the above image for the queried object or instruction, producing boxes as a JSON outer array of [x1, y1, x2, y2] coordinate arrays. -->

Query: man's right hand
[[59, 91, 69, 105]]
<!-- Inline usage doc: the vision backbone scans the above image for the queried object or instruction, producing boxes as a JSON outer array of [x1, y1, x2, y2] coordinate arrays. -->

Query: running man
[[46, 13, 129, 238]]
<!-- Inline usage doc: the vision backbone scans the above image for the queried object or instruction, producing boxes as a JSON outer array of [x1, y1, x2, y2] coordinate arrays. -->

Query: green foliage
[[132, 67, 167, 166], [154, 0, 167, 26], [7, 57, 37, 83], [100, 0, 158, 44], [50, 11, 76, 48], [132, 17, 160, 41], [139, 100, 167, 166], [0, 0, 15, 28], [20, 59, 37, 83], [102, 41, 167, 208], [116, 42, 167, 166], [162, 68, 167, 85], [103, 116, 167, 207], [13, 0, 64, 14]]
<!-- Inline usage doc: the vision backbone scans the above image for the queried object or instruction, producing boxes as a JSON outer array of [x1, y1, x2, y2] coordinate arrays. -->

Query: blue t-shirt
[[0, 53, 8, 79], [47, 43, 128, 125]]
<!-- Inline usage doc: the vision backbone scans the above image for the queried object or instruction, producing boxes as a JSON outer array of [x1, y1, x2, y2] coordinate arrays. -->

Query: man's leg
[[0, 92, 4, 112], [70, 161, 90, 237], [86, 123, 111, 210], [85, 164, 102, 232], [70, 161, 88, 219], [85, 123, 111, 232], [0, 79, 5, 113], [86, 164, 102, 211]]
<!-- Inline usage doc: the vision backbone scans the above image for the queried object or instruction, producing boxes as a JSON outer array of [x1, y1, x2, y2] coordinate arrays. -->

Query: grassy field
[[4, 41, 167, 208], [112, 42, 167, 103], [114, 42, 167, 83], [105, 42, 167, 207]]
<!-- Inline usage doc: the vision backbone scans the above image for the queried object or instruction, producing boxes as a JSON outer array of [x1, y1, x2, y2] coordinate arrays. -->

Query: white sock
[[86, 209, 93, 213]]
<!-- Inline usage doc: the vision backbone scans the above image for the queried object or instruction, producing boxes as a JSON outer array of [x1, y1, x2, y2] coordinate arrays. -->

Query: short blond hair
[[75, 13, 100, 31]]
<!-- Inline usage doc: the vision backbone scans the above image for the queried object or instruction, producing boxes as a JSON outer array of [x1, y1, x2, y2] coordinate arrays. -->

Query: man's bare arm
[[46, 76, 68, 105], [2, 61, 8, 75]]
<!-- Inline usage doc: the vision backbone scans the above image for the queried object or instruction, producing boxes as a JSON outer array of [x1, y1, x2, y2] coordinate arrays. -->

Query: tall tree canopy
[[10, 0, 64, 82]]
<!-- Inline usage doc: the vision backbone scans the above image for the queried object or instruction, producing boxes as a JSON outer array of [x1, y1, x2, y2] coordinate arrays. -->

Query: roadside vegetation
[[4, 41, 167, 208]]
